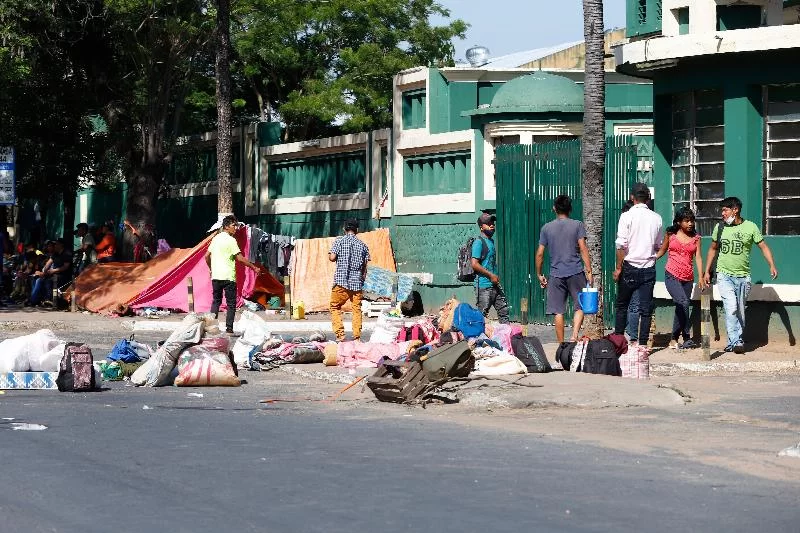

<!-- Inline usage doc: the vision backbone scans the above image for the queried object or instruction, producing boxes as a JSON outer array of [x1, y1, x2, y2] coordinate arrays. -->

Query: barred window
[[671, 90, 725, 235], [764, 85, 800, 236]]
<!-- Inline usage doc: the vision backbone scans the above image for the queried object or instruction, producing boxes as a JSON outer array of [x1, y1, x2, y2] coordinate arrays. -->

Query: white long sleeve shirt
[[615, 203, 664, 268]]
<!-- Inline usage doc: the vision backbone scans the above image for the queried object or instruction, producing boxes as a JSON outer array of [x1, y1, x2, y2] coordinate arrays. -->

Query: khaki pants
[[330, 285, 363, 341]]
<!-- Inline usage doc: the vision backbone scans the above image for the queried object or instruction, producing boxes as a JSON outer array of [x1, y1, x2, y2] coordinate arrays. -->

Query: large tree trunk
[[215, 0, 233, 216], [125, 161, 162, 261], [61, 187, 76, 242], [581, 0, 606, 338]]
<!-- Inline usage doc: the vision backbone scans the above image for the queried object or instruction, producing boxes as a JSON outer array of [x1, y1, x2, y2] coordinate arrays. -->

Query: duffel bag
[[555, 341, 577, 370], [420, 340, 474, 382], [510, 334, 551, 373], [582, 339, 622, 377]]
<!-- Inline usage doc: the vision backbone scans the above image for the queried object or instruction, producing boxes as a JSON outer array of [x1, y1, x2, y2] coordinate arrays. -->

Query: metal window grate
[[763, 85, 800, 236], [671, 90, 726, 235], [637, 0, 647, 25]]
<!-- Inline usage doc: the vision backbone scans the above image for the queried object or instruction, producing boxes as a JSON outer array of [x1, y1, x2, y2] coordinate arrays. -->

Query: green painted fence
[[495, 136, 646, 327]]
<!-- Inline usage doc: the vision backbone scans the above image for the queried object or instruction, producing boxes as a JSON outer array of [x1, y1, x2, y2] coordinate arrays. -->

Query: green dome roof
[[465, 72, 584, 116]]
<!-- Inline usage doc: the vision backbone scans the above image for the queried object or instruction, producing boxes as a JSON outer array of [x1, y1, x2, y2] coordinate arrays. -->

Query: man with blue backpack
[[470, 212, 509, 324]]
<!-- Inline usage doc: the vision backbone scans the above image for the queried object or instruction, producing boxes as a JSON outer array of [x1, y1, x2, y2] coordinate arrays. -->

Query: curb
[[128, 320, 374, 334], [651, 360, 799, 375]]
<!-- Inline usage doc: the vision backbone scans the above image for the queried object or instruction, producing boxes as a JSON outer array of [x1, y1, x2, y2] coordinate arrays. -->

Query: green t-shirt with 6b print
[[713, 220, 763, 278]]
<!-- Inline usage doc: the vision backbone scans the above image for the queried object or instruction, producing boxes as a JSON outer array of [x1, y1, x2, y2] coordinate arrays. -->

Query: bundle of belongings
[[359, 297, 554, 404], [555, 335, 650, 380], [0, 329, 101, 391], [129, 314, 241, 387]]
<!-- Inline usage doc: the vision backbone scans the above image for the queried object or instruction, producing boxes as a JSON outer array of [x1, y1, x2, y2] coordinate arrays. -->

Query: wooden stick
[[284, 275, 291, 320], [187, 276, 194, 313], [700, 287, 711, 361]]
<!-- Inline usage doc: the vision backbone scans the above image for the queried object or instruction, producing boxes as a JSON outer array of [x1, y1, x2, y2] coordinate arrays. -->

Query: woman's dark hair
[[667, 207, 697, 235]]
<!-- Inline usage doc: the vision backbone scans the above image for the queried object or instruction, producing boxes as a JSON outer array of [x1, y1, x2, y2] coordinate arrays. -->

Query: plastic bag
[[29, 342, 66, 372], [0, 329, 62, 372], [174, 347, 239, 387], [133, 314, 204, 387], [200, 334, 230, 354], [369, 311, 406, 344]]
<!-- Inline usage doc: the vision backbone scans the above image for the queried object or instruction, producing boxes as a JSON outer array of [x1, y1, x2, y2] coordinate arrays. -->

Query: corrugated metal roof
[[481, 40, 585, 68]]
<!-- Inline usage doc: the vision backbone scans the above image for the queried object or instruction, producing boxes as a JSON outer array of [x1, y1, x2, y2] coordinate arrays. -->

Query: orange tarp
[[290, 228, 395, 313], [74, 239, 212, 314]]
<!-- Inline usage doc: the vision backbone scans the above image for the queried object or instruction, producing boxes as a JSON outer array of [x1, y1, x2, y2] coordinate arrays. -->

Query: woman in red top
[[657, 208, 706, 349]]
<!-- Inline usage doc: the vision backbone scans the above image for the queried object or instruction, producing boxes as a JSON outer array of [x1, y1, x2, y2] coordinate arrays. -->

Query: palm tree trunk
[[582, 0, 606, 337], [216, 0, 234, 215]]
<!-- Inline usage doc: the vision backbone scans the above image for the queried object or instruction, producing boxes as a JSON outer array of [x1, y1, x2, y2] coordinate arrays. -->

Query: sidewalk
[[1, 307, 797, 375]]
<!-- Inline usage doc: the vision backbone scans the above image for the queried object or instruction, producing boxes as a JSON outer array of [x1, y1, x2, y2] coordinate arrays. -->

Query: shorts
[[546, 272, 587, 315]]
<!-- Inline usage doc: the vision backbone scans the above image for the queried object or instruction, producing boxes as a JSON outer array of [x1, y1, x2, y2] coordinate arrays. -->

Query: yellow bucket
[[292, 300, 305, 320]]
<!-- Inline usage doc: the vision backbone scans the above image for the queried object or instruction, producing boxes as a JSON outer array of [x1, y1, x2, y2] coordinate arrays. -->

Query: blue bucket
[[578, 285, 599, 315]]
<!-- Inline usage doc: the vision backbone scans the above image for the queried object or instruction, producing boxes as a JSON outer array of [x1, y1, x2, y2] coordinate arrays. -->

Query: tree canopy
[[0, 0, 466, 236]]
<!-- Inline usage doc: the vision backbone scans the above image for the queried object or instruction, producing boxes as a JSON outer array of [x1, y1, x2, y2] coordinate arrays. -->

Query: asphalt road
[[1, 378, 799, 533]]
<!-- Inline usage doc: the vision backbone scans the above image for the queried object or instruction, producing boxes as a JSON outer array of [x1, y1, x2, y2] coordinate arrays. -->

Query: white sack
[[471, 352, 527, 377], [369, 311, 405, 344], [30, 342, 67, 372], [137, 314, 204, 387], [0, 329, 62, 372]]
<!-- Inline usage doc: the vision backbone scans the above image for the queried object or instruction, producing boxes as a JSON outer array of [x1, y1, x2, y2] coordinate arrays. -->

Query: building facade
[[614, 0, 800, 344]]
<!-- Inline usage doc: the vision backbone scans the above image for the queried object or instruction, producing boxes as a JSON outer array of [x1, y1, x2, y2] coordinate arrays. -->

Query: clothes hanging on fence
[[248, 226, 264, 264], [258, 233, 295, 277]]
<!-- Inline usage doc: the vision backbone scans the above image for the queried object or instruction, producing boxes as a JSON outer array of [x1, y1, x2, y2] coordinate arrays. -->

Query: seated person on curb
[[29, 238, 72, 307], [73, 222, 97, 273]]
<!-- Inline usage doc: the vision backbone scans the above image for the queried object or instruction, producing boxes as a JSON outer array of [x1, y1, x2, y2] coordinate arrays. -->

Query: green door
[[495, 136, 645, 327]]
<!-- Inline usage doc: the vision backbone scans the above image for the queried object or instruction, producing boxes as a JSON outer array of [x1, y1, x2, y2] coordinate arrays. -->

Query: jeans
[[614, 263, 656, 344], [330, 285, 363, 341], [665, 272, 693, 342], [30, 276, 53, 305], [476, 285, 510, 324], [626, 292, 640, 340], [717, 272, 751, 347], [211, 279, 237, 331]]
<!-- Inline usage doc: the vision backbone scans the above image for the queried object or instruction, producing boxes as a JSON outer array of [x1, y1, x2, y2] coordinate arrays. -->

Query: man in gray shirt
[[535, 195, 593, 342]]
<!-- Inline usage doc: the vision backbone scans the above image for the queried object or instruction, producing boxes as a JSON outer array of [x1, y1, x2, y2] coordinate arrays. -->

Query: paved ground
[[2, 307, 799, 531], [2, 371, 799, 532]]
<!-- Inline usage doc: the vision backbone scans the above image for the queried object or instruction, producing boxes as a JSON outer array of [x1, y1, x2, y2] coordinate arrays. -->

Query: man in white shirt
[[613, 183, 663, 345]]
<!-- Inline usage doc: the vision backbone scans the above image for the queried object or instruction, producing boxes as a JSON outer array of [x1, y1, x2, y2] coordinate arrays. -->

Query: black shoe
[[226, 328, 235, 335], [723, 345, 734, 353], [679, 339, 698, 349], [733, 343, 745, 354]]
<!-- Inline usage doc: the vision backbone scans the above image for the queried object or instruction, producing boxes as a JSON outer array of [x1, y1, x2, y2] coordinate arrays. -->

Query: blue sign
[[0, 146, 15, 205]]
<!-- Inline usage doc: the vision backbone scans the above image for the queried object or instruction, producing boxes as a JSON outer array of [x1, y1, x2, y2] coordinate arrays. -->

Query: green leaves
[[232, 0, 467, 139]]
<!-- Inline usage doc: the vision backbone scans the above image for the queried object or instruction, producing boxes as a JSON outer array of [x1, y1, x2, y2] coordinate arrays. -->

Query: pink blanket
[[337, 341, 408, 369]]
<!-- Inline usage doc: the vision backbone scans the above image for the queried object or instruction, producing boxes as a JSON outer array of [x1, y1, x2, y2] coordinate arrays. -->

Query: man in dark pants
[[205, 215, 259, 334], [613, 183, 663, 346], [471, 212, 509, 324]]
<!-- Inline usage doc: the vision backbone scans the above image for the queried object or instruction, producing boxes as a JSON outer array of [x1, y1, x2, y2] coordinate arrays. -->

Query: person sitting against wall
[[95, 221, 117, 263], [28, 238, 72, 307]]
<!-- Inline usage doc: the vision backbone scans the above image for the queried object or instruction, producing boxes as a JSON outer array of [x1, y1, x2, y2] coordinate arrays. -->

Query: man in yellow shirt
[[205, 215, 259, 334]]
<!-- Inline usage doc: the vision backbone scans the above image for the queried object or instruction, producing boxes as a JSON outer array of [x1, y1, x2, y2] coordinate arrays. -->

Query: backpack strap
[[477, 236, 489, 263]]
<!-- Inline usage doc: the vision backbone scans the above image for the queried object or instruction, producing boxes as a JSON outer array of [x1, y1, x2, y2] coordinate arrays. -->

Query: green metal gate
[[494, 135, 649, 327]]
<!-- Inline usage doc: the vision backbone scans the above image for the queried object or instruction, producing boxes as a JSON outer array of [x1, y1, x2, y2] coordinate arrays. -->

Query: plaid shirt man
[[330, 234, 370, 291]]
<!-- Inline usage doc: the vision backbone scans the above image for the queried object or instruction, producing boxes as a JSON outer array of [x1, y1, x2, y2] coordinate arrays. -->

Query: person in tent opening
[[205, 215, 260, 334], [472, 212, 509, 324], [328, 218, 370, 342]]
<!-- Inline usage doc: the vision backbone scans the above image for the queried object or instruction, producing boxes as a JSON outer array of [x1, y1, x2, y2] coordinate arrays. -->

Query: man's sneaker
[[733, 342, 745, 354], [679, 339, 699, 349], [723, 345, 734, 353], [226, 328, 235, 335]]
